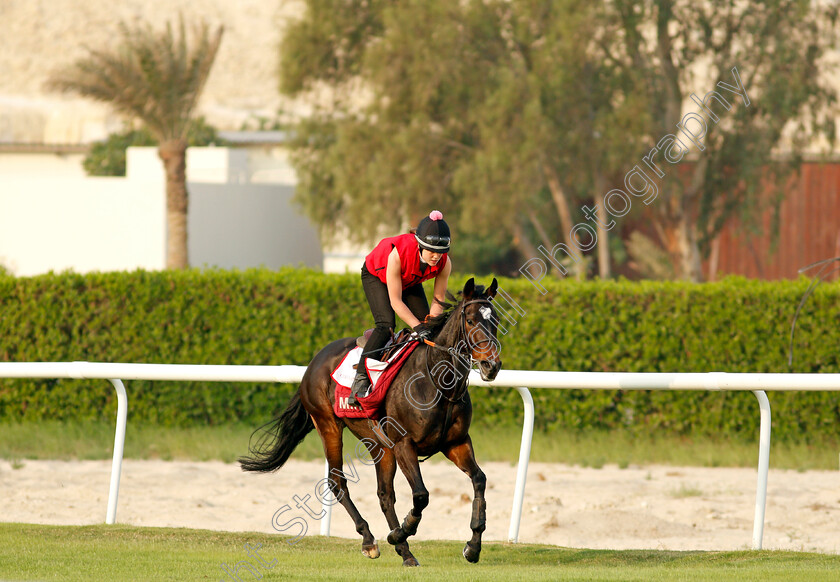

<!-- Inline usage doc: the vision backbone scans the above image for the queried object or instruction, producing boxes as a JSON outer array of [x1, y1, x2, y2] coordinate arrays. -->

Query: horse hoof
[[387, 527, 406, 545], [361, 543, 380, 559], [463, 543, 480, 563], [402, 557, 420, 567]]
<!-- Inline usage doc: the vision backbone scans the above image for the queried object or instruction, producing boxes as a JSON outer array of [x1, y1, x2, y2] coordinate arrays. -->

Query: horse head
[[458, 277, 502, 382]]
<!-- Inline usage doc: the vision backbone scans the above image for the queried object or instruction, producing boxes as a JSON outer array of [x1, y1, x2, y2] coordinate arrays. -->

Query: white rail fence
[[2, 362, 839, 550]]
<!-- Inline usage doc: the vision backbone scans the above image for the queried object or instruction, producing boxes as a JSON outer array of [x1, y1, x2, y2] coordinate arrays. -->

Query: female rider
[[348, 210, 452, 404]]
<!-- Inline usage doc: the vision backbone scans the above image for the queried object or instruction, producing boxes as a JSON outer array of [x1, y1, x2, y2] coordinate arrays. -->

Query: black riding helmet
[[415, 210, 451, 254]]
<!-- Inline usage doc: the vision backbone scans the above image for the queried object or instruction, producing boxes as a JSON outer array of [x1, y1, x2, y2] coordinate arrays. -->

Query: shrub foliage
[[1, 269, 838, 442]]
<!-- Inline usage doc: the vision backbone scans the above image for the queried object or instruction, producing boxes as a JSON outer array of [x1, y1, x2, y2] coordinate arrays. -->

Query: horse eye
[[466, 318, 475, 325]]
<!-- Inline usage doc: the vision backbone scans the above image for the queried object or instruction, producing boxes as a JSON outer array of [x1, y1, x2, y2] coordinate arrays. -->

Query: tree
[[279, 0, 648, 279], [278, 0, 838, 281], [47, 16, 223, 269], [611, 0, 839, 280], [449, 1, 650, 279]]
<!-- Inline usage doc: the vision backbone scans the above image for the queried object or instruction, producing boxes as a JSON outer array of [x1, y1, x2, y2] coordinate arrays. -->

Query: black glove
[[411, 323, 432, 341]]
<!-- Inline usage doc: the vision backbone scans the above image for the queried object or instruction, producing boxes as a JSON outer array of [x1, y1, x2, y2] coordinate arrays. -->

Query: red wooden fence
[[705, 163, 840, 281]]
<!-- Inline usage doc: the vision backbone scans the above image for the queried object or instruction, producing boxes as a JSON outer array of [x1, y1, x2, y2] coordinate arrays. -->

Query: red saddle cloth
[[332, 341, 420, 419]]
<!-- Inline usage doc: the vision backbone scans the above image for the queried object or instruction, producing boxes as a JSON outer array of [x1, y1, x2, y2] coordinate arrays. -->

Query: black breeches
[[360, 264, 429, 361]]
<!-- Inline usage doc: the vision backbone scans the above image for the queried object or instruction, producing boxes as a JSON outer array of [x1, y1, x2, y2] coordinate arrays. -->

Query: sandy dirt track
[[1, 458, 838, 554]]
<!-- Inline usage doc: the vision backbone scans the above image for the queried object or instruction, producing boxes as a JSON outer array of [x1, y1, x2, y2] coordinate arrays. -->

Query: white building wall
[[189, 182, 322, 271], [0, 146, 323, 276], [322, 243, 369, 275], [0, 174, 165, 276], [0, 152, 89, 179]]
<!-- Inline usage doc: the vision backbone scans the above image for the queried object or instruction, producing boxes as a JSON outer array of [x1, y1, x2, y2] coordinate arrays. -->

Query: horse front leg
[[386, 440, 428, 566], [444, 436, 486, 563], [373, 446, 419, 565]]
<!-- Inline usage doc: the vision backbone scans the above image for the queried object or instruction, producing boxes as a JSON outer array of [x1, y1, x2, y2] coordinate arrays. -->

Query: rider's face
[[420, 249, 443, 265]]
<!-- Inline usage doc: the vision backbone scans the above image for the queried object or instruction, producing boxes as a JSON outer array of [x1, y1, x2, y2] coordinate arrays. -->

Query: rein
[[421, 298, 494, 403]]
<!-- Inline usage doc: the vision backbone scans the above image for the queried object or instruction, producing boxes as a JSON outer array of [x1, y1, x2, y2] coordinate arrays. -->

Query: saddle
[[355, 328, 413, 363], [332, 332, 420, 420]]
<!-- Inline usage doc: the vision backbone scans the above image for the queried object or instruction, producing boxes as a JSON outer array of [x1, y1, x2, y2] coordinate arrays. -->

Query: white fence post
[[508, 387, 534, 543], [320, 459, 332, 536], [105, 379, 128, 525], [751, 390, 771, 550]]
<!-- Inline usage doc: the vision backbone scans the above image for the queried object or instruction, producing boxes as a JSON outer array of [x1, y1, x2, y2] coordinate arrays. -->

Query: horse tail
[[239, 390, 314, 473]]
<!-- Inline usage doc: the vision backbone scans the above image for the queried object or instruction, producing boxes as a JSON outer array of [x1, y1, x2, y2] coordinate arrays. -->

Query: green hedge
[[1, 269, 838, 442], [0, 269, 367, 426]]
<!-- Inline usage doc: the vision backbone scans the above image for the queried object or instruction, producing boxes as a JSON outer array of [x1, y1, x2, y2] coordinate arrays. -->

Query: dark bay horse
[[239, 278, 502, 566]]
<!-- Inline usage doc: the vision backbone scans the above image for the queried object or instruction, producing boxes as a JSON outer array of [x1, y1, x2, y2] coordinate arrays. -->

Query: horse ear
[[487, 278, 498, 299], [463, 277, 475, 300]]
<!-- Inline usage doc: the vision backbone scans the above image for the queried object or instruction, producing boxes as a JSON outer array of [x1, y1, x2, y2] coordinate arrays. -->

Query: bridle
[[421, 298, 497, 403]]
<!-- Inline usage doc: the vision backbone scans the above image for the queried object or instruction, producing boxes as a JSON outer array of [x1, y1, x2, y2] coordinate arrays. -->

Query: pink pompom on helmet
[[415, 210, 451, 253]]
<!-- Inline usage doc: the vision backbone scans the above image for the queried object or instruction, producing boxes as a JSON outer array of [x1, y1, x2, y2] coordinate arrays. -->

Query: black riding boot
[[348, 361, 371, 406]]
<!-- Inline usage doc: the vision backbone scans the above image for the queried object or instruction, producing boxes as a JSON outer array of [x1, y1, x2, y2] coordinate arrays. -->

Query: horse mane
[[424, 285, 489, 339]]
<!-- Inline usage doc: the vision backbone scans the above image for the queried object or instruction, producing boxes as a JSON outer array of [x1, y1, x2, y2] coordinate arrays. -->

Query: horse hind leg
[[444, 437, 486, 563], [311, 416, 378, 558]]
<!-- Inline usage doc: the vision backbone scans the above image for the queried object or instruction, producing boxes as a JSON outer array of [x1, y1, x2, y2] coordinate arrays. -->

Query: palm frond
[[46, 14, 223, 142]]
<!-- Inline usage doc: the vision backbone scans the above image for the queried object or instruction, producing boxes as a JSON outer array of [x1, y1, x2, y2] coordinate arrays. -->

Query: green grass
[[1, 523, 839, 582], [1, 420, 838, 470]]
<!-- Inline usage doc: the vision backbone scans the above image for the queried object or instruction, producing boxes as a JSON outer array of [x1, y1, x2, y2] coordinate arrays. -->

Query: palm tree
[[47, 16, 223, 269]]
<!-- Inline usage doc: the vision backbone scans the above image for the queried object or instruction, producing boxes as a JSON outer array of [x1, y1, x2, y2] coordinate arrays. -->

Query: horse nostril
[[480, 360, 501, 380]]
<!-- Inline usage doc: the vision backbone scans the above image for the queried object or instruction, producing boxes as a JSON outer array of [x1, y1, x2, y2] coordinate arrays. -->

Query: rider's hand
[[411, 323, 432, 341]]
